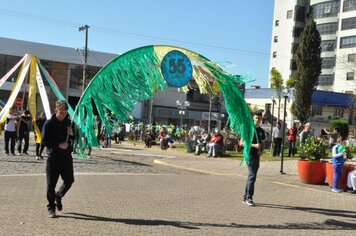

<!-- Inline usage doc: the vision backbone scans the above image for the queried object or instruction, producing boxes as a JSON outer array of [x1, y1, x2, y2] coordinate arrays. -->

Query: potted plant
[[326, 145, 356, 189], [297, 137, 328, 185]]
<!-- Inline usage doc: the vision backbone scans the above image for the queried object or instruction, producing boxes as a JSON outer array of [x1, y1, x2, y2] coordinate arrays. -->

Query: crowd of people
[[1, 108, 47, 160], [0, 105, 355, 216]]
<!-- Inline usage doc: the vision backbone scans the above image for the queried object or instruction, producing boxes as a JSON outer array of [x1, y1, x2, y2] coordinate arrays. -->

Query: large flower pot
[[297, 160, 326, 185], [326, 163, 355, 189]]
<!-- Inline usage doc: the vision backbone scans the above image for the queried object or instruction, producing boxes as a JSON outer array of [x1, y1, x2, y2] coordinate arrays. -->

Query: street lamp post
[[270, 96, 276, 137], [280, 88, 289, 175], [79, 25, 89, 93], [176, 100, 190, 128]]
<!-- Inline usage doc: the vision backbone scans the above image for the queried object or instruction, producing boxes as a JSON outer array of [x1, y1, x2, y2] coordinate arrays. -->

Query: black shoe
[[48, 208, 57, 218], [351, 190, 356, 194], [23, 152, 29, 155], [55, 195, 63, 211]]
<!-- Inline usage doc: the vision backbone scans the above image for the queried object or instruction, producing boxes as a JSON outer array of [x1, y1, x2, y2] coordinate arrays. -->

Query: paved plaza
[[0, 137, 355, 235]]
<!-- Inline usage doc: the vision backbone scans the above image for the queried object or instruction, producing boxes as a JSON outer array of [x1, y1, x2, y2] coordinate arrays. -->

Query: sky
[[0, 0, 274, 88]]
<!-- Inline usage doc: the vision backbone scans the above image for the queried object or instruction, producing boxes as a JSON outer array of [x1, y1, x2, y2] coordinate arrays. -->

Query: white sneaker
[[36, 156, 39, 160]]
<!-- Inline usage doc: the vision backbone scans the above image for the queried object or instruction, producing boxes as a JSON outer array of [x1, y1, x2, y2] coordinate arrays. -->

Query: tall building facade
[[270, 0, 356, 94]]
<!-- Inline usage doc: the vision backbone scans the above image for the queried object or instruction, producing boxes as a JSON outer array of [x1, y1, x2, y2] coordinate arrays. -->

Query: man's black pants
[[4, 131, 16, 154], [46, 151, 74, 210]]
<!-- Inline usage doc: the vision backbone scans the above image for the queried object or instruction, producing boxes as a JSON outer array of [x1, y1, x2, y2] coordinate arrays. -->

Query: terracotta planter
[[297, 159, 326, 185], [326, 162, 355, 189]]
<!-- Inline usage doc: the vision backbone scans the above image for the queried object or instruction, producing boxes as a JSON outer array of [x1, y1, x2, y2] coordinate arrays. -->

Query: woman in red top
[[287, 123, 297, 157]]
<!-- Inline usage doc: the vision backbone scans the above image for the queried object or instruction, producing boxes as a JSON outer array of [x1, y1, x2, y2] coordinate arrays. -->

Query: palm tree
[[270, 68, 284, 121]]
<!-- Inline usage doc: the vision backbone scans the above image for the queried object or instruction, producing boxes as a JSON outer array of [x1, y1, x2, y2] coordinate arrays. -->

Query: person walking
[[16, 110, 31, 155], [240, 111, 266, 206], [35, 112, 47, 160], [4, 107, 18, 156], [42, 100, 74, 218], [272, 121, 283, 157], [287, 123, 297, 157]]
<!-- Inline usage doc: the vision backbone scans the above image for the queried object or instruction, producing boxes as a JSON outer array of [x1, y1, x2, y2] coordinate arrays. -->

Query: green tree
[[270, 68, 284, 120], [291, 17, 321, 124], [286, 75, 296, 88]]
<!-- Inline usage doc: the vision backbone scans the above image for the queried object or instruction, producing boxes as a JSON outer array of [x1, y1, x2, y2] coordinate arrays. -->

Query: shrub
[[329, 119, 349, 139], [345, 145, 356, 159], [299, 137, 328, 161]]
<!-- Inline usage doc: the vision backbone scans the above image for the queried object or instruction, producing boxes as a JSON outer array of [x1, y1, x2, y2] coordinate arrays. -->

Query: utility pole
[[79, 25, 89, 93]]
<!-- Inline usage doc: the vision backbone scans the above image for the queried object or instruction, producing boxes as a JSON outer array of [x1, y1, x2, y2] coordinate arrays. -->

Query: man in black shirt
[[16, 110, 31, 155], [42, 100, 74, 218], [240, 111, 266, 206]]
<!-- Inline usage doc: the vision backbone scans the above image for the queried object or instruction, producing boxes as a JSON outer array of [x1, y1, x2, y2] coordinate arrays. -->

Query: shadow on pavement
[[258, 203, 356, 221], [63, 212, 356, 230], [0, 159, 42, 164], [73, 157, 151, 167]]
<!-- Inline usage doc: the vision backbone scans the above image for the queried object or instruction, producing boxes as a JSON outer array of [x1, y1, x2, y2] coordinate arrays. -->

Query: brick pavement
[[0, 138, 355, 235]]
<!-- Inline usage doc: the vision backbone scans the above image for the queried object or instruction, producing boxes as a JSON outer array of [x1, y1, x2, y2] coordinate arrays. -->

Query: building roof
[[0, 37, 118, 67], [245, 88, 354, 109], [312, 90, 354, 109]]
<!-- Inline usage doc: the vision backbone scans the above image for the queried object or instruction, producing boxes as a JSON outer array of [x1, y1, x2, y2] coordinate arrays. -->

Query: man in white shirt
[[4, 108, 18, 155]]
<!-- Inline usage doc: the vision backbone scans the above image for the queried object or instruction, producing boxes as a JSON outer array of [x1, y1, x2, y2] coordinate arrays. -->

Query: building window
[[318, 74, 334, 86], [275, 20, 279, 26], [287, 10, 293, 19], [316, 22, 338, 35], [340, 36, 356, 48], [334, 108, 344, 118], [274, 36, 278, 42], [0, 54, 22, 78], [347, 72, 355, 80], [291, 43, 299, 53], [295, 6, 306, 22], [321, 57, 336, 69], [312, 1, 340, 19], [321, 40, 336, 51], [348, 54, 356, 62], [293, 27, 304, 37], [273, 52, 277, 58], [311, 105, 323, 116], [343, 0, 356, 12], [342, 17, 356, 30], [290, 59, 297, 70]]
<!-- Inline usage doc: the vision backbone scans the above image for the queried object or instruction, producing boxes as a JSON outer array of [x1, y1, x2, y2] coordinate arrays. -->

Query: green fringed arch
[[72, 45, 254, 163]]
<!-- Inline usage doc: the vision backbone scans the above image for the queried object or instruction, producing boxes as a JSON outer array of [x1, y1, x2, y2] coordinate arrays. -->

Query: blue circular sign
[[161, 50, 192, 87]]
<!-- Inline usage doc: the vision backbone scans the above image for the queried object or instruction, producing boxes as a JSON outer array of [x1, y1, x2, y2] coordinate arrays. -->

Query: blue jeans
[[332, 157, 344, 189], [244, 157, 260, 201], [288, 140, 296, 156], [207, 143, 220, 157]]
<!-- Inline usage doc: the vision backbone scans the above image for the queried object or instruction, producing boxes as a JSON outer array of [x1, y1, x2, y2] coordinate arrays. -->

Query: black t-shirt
[[250, 126, 266, 158]]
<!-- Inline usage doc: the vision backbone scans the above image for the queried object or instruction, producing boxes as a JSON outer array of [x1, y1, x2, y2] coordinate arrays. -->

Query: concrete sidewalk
[[120, 142, 355, 194]]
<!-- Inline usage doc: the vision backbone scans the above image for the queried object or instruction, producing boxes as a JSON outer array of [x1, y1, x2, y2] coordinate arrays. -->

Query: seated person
[[195, 131, 210, 155], [158, 127, 173, 149], [145, 129, 156, 148], [186, 126, 200, 153], [207, 128, 224, 158], [347, 166, 356, 194]]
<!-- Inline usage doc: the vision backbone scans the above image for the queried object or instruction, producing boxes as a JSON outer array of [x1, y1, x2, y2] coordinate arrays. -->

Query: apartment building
[[270, 0, 356, 94]]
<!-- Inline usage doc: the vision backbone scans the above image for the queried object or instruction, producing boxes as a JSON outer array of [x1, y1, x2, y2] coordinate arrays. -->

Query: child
[[331, 137, 347, 193]]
